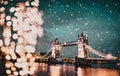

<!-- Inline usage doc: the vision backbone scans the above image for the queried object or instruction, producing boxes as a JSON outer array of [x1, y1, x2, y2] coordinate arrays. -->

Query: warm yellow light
[[5, 55, 11, 60], [3, 26, 11, 38], [19, 70, 25, 76], [1, 46, 9, 54], [29, 70, 34, 75], [105, 53, 113, 59], [14, 12, 19, 17], [15, 7, 20, 12], [10, 7, 15, 13], [17, 3, 25, 11], [15, 62, 20, 68], [77, 67, 83, 76], [5, 62, 11, 68], [18, 37, 24, 44], [25, 45, 35, 53], [11, 66, 16, 71], [15, 45, 23, 53], [13, 27, 18, 31], [30, 57, 35, 62], [17, 58, 22, 63], [4, 38, 10, 46], [50, 65, 61, 76], [6, 69, 11, 74], [4, 1, 8, 5], [6, 21, 12, 26], [26, 53, 32, 58], [11, 55, 17, 60], [17, 30, 23, 35], [31, 2, 35, 6], [1, 13, 6, 18], [12, 33, 18, 39], [1, 1, 43, 75], [13, 71, 18, 76], [21, 62, 28, 68], [0, 40, 3, 47], [0, 7, 5, 12], [30, 65, 35, 72], [10, 41, 15, 48], [6, 16, 11, 20], [0, 19, 5, 26], [25, 1, 30, 6]]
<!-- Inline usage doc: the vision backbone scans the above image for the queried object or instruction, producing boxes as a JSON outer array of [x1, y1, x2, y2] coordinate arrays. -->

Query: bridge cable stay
[[87, 45, 106, 58], [88, 50, 101, 58], [42, 48, 52, 58], [87, 45, 117, 58]]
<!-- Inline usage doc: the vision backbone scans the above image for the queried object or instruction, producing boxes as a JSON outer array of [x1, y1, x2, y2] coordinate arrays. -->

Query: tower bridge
[[35, 32, 120, 66], [0, 34, 110, 67]]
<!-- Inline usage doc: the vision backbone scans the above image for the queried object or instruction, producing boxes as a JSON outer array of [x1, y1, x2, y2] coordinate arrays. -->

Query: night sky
[[37, 0, 120, 57], [1, 0, 120, 57]]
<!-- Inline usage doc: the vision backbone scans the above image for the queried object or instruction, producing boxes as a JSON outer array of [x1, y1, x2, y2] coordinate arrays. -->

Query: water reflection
[[77, 67, 119, 76], [50, 65, 61, 76], [33, 63, 119, 76]]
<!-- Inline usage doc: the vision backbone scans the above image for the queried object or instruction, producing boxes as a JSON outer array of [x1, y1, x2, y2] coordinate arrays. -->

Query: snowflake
[[70, 13, 73, 16], [78, 11, 80, 13], [48, 4, 51, 7], [77, 18, 80, 21], [115, 3, 118, 6], [54, 12, 56, 14], [58, 17, 60, 20], [66, 4, 69, 7], [79, 4, 82, 7], [92, 3, 95, 6], [106, 4, 108, 7], [91, 11, 94, 14], [61, 19, 64, 23], [85, 22, 88, 25], [56, 28, 58, 30], [109, 10, 112, 14], [67, 26, 70, 29], [63, 10, 66, 13]]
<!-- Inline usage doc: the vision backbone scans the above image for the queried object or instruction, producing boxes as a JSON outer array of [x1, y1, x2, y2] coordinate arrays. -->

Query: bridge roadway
[[35, 57, 120, 66], [0, 56, 119, 65]]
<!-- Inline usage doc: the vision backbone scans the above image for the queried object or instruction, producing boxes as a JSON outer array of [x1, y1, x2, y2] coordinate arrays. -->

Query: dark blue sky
[[37, 0, 120, 57]]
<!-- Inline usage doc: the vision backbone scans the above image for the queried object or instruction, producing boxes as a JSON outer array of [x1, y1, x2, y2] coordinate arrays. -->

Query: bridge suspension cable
[[87, 45, 106, 58], [87, 45, 117, 58], [42, 48, 52, 58]]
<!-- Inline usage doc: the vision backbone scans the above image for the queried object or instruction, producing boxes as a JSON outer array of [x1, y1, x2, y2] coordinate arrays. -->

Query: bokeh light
[[0, 0, 43, 75]]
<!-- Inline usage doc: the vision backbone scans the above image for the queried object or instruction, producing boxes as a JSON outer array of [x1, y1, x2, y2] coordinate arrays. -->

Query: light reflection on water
[[34, 63, 120, 76]]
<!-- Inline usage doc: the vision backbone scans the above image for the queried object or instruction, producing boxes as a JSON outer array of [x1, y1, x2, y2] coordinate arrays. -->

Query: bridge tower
[[77, 33, 88, 58], [51, 38, 61, 58]]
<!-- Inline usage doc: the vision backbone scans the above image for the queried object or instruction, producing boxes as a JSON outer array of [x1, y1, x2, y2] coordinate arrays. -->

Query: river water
[[0, 61, 119, 76], [33, 63, 120, 76]]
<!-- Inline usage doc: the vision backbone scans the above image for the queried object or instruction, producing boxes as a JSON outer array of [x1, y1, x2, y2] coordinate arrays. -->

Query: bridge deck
[[86, 58, 120, 60], [35, 57, 120, 65]]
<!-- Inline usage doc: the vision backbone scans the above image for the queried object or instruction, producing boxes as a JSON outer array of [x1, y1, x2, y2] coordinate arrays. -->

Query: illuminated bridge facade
[[35, 33, 120, 66]]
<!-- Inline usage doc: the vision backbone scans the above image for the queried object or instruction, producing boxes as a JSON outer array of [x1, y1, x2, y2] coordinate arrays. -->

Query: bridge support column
[[51, 43, 56, 58], [83, 44, 88, 58], [77, 33, 88, 58], [51, 49, 55, 58], [75, 56, 91, 67], [51, 38, 61, 59], [78, 40, 85, 58], [55, 45, 61, 58]]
